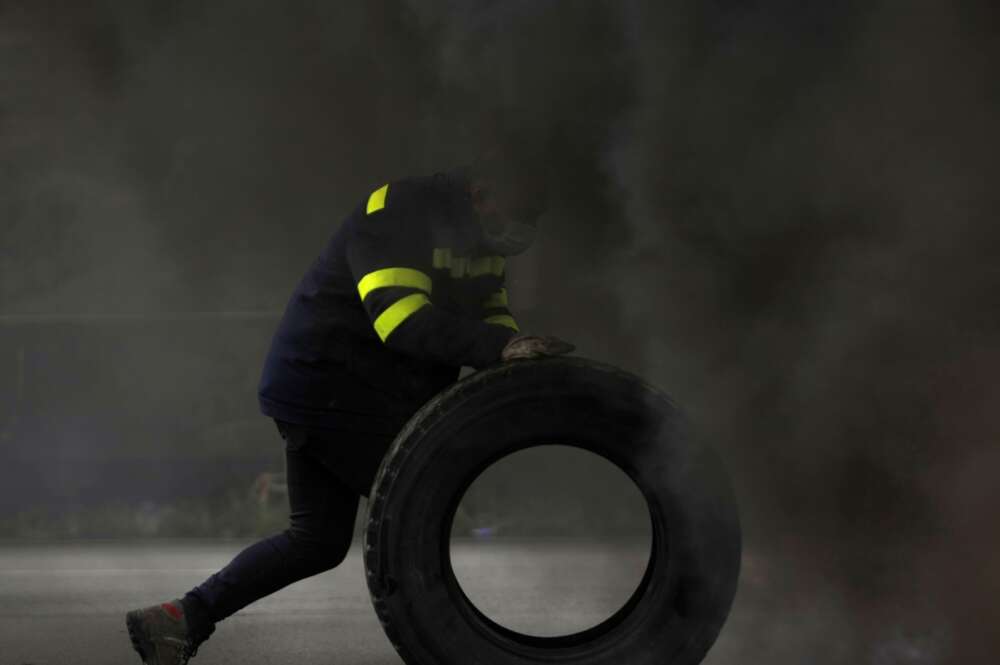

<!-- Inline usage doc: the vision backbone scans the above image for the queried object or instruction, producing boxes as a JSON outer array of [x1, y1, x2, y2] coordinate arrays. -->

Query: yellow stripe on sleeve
[[484, 314, 519, 331], [357, 267, 432, 301], [432, 248, 452, 269], [469, 256, 505, 277], [431, 250, 503, 278], [483, 289, 509, 309], [449, 257, 469, 278], [366, 184, 389, 215], [374, 293, 431, 341]]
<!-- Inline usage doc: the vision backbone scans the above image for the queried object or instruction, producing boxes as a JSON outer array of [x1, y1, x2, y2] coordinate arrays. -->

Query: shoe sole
[[125, 610, 151, 663]]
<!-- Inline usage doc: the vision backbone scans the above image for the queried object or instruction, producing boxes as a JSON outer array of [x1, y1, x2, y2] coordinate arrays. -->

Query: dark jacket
[[258, 173, 519, 433]]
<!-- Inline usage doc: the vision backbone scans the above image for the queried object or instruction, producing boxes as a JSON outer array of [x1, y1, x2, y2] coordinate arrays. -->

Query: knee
[[285, 527, 352, 572], [312, 536, 351, 570]]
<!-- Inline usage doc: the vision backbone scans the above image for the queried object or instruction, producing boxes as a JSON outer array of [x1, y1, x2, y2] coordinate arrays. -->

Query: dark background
[[1, 1, 998, 662]]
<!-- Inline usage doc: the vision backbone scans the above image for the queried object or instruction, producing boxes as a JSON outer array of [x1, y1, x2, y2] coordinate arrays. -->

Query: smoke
[[0, 2, 171, 312], [604, 1, 1000, 662], [2, 0, 997, 662]]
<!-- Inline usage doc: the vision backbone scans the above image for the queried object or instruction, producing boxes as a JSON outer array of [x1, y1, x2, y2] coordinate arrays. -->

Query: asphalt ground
[[0, 539, 758, 665]]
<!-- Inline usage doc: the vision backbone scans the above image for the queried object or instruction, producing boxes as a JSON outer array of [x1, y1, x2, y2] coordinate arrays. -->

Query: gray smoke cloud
[[604, 2, 1000, 663], [1, 1, 997, 663]]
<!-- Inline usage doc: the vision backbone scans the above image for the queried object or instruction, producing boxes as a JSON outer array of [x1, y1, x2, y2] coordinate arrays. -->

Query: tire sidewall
[[364, 357, 741, 665]]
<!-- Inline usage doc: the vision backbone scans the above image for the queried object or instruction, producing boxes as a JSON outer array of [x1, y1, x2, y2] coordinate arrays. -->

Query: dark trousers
[[183, 419, 394, 631]]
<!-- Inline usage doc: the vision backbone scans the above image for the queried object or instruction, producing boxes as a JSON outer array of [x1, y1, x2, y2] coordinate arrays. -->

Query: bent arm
[[346, 214, 514, 369]]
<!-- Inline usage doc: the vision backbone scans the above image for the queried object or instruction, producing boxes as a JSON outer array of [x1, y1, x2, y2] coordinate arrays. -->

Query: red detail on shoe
[[161, 602, 183, 621]]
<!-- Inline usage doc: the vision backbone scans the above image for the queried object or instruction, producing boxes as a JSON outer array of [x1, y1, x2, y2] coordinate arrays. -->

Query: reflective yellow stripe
[[485, 314, 519, 331], [432, 249, 504, 278], [432, 248, 452, 269], [357, 268, 432, 301], [483, 289, 508, 309], [366, 184, 389, 215], [469, 256, 505, 277], [449, 257, 469, 278], [374, 293, 430, 341]]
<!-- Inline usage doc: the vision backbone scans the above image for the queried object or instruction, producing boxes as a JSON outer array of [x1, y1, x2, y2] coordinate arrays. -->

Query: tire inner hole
[[448, 444, 653, 638]]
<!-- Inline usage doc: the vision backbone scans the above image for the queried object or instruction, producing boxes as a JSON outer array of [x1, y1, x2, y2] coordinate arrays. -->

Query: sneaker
[[125, 598, 214, 664]]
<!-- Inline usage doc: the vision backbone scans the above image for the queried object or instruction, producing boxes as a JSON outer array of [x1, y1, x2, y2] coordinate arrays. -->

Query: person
[[124, 160, 574, 664]]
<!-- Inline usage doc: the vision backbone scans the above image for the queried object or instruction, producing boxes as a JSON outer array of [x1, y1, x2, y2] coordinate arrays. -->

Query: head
[[466, 163, 548, 256]]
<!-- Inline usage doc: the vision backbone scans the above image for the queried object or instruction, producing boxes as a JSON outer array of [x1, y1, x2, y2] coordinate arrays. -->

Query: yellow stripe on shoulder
[[366, 184, 389, 215]]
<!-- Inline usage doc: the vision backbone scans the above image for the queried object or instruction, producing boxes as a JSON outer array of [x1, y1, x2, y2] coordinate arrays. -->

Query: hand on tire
[[500, 334, 575, 361]]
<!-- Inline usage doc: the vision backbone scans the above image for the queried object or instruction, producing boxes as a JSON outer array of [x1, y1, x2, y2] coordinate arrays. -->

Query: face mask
[[481, 219, 537, 256]]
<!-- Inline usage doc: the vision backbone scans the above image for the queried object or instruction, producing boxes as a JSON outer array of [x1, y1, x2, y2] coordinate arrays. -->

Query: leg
[[182, 421, 361, 629]]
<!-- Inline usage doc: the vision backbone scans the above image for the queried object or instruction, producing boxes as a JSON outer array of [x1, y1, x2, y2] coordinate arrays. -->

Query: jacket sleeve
[[480, 278, 520, 333], [345, 202, 515, 369]]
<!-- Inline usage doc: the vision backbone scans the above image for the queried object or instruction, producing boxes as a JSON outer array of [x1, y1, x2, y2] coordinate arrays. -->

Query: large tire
[[363, 357, 741, 665]]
